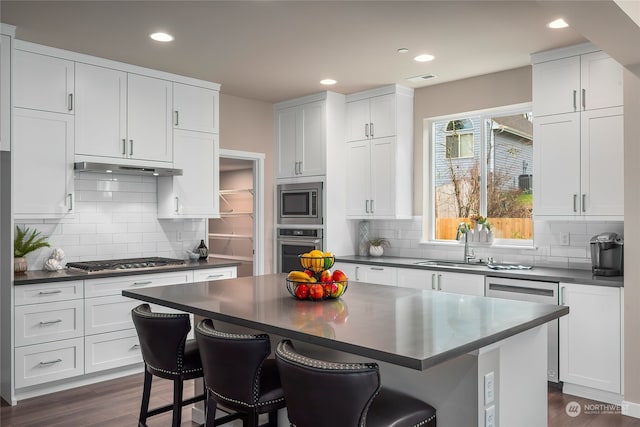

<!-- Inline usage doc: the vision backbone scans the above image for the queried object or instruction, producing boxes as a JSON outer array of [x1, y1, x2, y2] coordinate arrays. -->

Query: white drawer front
[[15, 281, 84, 305], [15, 300, 84, 347], [15, 338, 84, 388], [84, 271, 192, 297], [85, 295, 139, 335], [85, 329, 143, 373], [193, 267, 237, 283]]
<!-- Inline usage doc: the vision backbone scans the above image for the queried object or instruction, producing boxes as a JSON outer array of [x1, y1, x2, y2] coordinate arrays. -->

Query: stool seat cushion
[[257, 359, 286, 410], [367, 388, 437, 427]]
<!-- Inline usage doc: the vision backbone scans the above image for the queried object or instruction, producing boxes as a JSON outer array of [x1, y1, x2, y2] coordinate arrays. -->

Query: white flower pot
[[369, 245, 384, 257]]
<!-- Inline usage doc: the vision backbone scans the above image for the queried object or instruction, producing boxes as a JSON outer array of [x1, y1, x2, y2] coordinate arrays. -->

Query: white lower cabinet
[[84, 329, 142, 374], [559, 283, 621, 394], [15, 338, 84, 389], [15, 300, 84, 347], [334, 263, 397, 286], [193, 267, 237, 283], [397, 268, 485, 296]]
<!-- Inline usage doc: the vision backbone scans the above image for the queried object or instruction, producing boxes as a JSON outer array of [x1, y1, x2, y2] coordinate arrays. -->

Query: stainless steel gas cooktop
[[66, 257, 186, 273]]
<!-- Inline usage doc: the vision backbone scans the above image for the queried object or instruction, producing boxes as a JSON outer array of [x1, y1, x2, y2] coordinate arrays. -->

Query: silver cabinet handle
[[370, 200, 374, 214], [68, 193, 74, 211], [582, 89, 586, 110], [175, 196, 179, 213], [365, 200, 370, 213], [174, 110, 179, 126], [39, 359, 62, 366], [365, 123, 369, 138], [573, 194, 577, 212], [573, 90, 577, 111], [122, 138, 127, 155], [431, 274, 436, 290], [132, 281, 153, 286], [355, 266, 360, 281], [371, 267, 384, 271], [437, 274, 442, 291], [560, 286, 566, 305], [39, 290, 62, 295], [207, 274, 225, 279], [582, 194, 586, 212], [68, 94, 73, 111], [298, 161, 302, 175], [370, 122, 374, 138], [130, 344, 141, 350], [129, 139, 134, 156], [39, 319, 62, 325]]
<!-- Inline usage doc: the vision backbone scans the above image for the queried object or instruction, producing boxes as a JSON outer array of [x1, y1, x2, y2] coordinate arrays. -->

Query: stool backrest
[[195, 319, 271, 406], [131, 304, 191, 374], [275, 339, 380, 427]]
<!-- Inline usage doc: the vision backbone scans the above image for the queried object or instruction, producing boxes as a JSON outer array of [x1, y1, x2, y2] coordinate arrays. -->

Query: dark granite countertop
[[13, 258, 241, 285], [335, 255, 624, 287], [122, 273, 568, 371]]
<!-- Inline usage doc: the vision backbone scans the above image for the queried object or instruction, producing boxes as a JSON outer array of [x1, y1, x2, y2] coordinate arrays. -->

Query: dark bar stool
[[131, 304, 208, 427], [275, 339, 437, 427], [195, 318, 286, 427]]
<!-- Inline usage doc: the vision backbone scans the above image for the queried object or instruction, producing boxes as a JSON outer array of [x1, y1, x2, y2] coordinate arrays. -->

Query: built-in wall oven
[[277, 182, 323, 225], [485, 276, 560, 383], [277, 228, 323, 273]]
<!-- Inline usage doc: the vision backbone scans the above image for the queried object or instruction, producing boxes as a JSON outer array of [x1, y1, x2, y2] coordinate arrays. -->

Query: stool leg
[[205, 391, 217, 427], [172, 379, 184, 427], [139, 368, 153, 426]]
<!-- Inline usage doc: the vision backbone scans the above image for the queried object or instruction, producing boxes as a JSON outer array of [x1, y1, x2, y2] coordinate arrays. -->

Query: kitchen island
[[123, 273, 568, 426]]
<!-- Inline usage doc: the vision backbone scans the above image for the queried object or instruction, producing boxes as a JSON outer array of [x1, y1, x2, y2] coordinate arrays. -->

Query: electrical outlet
[[560, 232, 570, 246], [485, 405, 495, 427], [484, 371, 494, 404]]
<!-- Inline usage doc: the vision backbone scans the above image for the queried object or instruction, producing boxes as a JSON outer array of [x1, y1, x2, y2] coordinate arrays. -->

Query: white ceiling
[[1, 1, 587, 103]]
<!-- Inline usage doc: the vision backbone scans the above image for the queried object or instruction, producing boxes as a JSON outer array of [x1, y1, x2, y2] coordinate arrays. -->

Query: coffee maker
[[589, 232, 624, 276]]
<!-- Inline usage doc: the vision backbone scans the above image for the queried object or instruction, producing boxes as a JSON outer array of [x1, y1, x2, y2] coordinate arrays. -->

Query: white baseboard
[[622, 400, 640, 418], [562, 383, 623, 405]]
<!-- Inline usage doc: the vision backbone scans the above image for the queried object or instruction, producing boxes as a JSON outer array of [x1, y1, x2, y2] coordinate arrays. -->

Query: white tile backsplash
[[16, 173, 206, 270], [362, 216, 623, 271]]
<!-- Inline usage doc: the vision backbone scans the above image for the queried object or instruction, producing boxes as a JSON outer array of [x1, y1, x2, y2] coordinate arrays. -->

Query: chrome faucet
[[456, 222, 476, 263]]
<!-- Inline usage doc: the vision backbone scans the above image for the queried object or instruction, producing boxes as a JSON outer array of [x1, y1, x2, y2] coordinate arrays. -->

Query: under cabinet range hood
[[74, 162, 183, 177]]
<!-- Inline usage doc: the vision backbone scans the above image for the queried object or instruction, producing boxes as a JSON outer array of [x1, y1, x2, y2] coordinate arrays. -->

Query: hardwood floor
[[3, 375, 640, 426]]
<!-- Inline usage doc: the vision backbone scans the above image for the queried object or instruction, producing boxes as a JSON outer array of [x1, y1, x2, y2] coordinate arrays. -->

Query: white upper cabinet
[[173, 83, 219, 134], [157, 130, 219, 218], [13, 108, 74, 217], [14, 50, 74, 115], [75, 64, 172, 163], [346, 93, 395, 142], [0, 33, 11, 151], [345, 85, 413, 219], [532, 47, 622, 117], [532, 45, 624, 219], [275, 99, 325, 178]]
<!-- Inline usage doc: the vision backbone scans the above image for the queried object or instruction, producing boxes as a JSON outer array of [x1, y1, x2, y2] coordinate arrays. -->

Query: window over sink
[[424, 103, 534, 246]]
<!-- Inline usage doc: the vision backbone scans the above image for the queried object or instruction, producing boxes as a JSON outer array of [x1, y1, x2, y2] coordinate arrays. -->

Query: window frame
[[422, 102, 533, 246]]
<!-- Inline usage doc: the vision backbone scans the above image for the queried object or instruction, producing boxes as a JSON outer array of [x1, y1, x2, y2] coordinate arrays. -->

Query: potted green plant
[[14, 226, 50, 273], [369, 238, 390, 257]]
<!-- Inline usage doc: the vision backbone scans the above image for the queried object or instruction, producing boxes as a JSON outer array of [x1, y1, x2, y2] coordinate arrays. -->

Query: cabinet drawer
[[15, 337, 84, 388], [15, 281, 84, 305], [85, 329, 142, 373], [193, 267, 237, 283], [15, 300, 84, 347], [84, 271, 192, 297], [85, 295, 139, 335]]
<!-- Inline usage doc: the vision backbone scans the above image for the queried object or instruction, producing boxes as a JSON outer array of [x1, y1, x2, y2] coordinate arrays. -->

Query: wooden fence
[[436, 217, 533, 241]]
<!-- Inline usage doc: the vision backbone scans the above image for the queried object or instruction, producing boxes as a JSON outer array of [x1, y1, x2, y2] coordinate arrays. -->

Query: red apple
[[332, 270, 347, 283], [295, 284, 310, 299], [309, 284, 324, 300]]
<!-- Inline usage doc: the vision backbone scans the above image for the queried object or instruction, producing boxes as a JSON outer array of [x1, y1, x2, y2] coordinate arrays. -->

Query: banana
[[288, 271, 311, 281]]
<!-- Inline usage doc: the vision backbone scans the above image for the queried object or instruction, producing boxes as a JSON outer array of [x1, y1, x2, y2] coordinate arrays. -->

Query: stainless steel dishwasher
[[485, 276, 560, 383]]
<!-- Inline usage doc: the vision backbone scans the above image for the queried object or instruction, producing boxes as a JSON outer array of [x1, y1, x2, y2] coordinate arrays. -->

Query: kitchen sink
[[413, 260, 488, 268]]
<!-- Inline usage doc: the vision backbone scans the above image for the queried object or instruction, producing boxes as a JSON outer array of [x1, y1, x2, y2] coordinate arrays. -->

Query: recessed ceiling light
[[320, 79, 337, 85], [414, 54, 435, 62], [397, 48, 409, 54], [547, 18, 569, 29], [150, 32, 174, 42]]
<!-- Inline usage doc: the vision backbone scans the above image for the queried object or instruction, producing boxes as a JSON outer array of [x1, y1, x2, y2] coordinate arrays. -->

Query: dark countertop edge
[[335, 256, 623, 288], [122, 289, 569, 371], [13, 258, 242, 285]]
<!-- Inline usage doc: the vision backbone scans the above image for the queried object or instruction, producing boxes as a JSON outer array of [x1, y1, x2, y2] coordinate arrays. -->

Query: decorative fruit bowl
[[286, 278, 348, 301], [299, 252, 335, 273]]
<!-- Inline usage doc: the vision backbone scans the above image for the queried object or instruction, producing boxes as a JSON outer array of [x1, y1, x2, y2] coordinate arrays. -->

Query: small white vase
[[369, 245, 384, 257]]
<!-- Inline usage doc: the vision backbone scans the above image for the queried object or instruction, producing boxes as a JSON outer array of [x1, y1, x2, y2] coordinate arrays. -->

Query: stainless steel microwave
[[277, 182, 323, 225]]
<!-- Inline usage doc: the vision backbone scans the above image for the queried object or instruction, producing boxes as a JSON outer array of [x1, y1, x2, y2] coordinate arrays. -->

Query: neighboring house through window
[[424, 104, 533, 245]]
